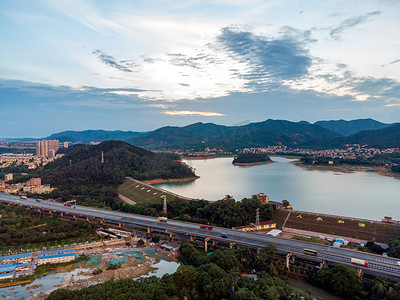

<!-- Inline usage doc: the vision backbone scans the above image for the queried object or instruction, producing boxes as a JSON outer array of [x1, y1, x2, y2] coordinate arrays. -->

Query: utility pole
[[255, 208, 260, 227], [101, 151, 104, 164], [162, 195, 167, 215]]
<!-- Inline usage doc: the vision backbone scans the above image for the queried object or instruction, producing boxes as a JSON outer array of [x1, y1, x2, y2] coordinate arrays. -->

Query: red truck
[[200, 225, 213, 230]]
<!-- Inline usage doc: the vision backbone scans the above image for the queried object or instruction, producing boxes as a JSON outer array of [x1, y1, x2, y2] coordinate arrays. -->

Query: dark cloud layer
[[92, 49, 135, 72], [217, 27, 313, 86], [330, 11, 382, 40]]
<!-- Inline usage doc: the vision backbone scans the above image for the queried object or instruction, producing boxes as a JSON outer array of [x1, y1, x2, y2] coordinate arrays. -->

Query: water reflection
[[155, 157, 400, 220]]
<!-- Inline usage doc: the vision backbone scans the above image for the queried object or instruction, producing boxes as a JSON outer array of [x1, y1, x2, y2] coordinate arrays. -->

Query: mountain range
[[2, 118, 399, 150], [45, 130, 143, 143], [126, 119, 400, 150]]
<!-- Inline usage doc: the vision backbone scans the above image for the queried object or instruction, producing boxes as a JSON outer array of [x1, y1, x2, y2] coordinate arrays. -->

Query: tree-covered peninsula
[[232, 152, 271, 165]]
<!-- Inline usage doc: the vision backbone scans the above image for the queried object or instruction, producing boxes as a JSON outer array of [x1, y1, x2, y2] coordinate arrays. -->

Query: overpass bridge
[[1, 192, 399, 281]]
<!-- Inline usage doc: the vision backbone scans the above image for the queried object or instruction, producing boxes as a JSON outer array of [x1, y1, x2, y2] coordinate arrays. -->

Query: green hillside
[[128, 119, 341, 150], [39, 140, 195, 207]]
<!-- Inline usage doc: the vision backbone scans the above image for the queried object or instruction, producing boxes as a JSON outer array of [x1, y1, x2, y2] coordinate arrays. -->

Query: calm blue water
[[154, 157, 400, 220]]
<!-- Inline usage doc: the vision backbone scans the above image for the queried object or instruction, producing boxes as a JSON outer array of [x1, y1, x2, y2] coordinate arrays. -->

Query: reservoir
[[154, 157, 400, 220]]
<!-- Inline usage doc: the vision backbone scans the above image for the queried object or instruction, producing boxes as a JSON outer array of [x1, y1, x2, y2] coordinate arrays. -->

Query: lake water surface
[[155, 157, 400, 220]]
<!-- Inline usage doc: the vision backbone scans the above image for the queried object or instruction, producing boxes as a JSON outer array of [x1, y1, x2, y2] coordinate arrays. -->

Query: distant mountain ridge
[[127, 119, 341, 151], [3, 118, 398, 150], [314, 118, 392, 136], [45, 130, 143, 143], [325, 123, 400, 149]]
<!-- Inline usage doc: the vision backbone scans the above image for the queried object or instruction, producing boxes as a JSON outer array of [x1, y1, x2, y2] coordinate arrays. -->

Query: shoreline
[[294, 161, 400, 179], [232, 160, 274, 166], [183, 155, 233, 160], [142, 176, 200, 184]]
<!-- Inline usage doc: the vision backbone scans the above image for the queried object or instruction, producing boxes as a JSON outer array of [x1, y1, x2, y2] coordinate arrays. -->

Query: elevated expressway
[[1, 192, 399, 281]]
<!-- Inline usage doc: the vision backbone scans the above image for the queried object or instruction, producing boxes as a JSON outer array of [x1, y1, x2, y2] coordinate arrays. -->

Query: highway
[[1, 192, 399, 280]]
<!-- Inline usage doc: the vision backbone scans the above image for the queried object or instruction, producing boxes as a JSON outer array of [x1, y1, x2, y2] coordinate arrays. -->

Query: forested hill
[[39, 141, 195, 206], [45, 130, 143, 143], [127, 120, 341, 151], [41, 141, 195, 187], [314, 118, 391, 136], [326, 123, 400, 149]]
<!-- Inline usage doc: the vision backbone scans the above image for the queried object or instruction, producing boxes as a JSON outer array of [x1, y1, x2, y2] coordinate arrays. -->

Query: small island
[[232, 153, 272, 165]]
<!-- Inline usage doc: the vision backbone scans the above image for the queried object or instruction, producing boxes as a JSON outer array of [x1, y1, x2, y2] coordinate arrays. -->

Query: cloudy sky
[[1, 0, 399, 137]]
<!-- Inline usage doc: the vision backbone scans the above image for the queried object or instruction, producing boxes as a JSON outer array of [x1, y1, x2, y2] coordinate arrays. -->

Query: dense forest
[[0, 204, 98, 252], [120, 197, 275, 228], [232, 152, 271, 164], [37, 141, 195, 207], [48, 243, 400, 300]]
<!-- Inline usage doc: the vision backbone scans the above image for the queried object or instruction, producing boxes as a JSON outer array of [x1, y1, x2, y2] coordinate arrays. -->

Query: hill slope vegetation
[[127, 119, 341, 151], [314, 118, 391, 136], [40, 141, 195, 207]]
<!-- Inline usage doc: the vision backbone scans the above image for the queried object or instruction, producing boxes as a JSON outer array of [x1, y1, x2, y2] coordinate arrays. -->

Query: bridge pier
[[229, 242, 235, 249], [286, 253, 293, 269], [205, 238, 210, 252], [358, 268, 363, 277], [190, 235, 194, 242], [320, 260, 327, 267]]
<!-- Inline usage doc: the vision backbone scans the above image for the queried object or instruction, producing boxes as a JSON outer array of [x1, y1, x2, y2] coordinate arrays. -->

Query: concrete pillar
[[358, 268, 363, 277], [190, 236, 194, 242], [205, 238, 210, 252], [169, 232, 173, 238], [147, 227, 150, 233], [212, 240, 216, 246], [286, 253, 292, 269], [229, 242, 235, 249], [320, 260, 327, 267]]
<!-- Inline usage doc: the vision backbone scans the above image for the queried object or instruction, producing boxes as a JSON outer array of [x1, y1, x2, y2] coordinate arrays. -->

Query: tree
[[196, 263, 233, 300], [173, 265, 199, 298], [282, 200, 290, 207], [137, 239, 145, 247], [330, 265, 363, 298]]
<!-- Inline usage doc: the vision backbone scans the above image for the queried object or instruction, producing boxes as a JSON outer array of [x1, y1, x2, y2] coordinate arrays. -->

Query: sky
[[1, 0, 400, 138]]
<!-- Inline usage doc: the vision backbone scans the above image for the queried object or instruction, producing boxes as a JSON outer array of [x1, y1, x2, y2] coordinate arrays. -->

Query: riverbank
[[294, 161, 400, 179], [232, 160, 274, 166], [183, 155, 234, 160], [142, 176, 200, 184]]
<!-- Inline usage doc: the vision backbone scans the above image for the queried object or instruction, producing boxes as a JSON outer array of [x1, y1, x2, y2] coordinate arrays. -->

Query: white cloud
[[164, 110, 225, 116]]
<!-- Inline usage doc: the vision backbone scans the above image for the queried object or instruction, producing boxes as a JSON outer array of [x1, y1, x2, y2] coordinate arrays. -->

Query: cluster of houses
[[0, 154, 63, 170], [0, 176, 54, 195], [241, 145, 400, 160]]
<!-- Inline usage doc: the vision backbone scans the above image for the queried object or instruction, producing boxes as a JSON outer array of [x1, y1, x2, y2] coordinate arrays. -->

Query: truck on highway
[[36, 198, 43, 202], [351, 258, 369, 267], [221, 233, 228, 238], [20, 196, 27, 200], [200, 225, 213, 230], [157, 217, 168, 222]]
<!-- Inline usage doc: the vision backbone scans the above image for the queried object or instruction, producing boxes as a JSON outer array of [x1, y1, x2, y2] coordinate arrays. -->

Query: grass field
[[117, 178, 190, 205], [273, 209, 400, 243]]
